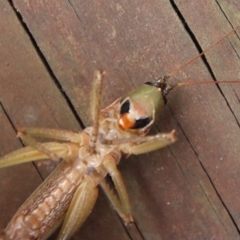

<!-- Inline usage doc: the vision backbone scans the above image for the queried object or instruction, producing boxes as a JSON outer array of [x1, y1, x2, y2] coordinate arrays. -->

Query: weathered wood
[[0, 1, 132, 239], [0, 105, 43, 230], [0, 0, 240, 239]]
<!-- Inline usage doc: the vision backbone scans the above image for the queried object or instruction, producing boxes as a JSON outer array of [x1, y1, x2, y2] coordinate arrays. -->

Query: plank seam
[[169, 0, 240, 129], [8, 0, 86, 130], [167, 104, 240, 235], [0, 102, 44, 181]]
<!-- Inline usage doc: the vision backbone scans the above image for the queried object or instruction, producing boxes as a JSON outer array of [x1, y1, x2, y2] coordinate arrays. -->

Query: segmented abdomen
[[1, 159, 84, 240]]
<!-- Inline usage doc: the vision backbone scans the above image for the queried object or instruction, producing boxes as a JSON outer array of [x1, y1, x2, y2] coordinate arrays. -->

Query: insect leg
[[18, 127, 83, 143], [0, 142, 73, 168], [0, 132, 80, 168], [101, 154, 133, 224], [57, 177, 99, 240], [18, 130, 79, 162], [89, 70, 105, 153], [121, 130, 176, 155]]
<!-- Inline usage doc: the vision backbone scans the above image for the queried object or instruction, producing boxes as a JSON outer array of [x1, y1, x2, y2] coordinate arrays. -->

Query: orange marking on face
[[118, 113, 136, 130]]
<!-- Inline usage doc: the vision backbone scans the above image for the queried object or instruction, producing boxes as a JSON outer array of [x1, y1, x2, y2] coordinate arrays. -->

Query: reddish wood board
[[0, 0, 240, 239]]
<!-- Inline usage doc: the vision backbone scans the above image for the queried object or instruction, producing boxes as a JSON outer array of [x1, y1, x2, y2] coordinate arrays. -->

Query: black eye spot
[[133, 117, 150, 129], [120, 100, 130, 115]]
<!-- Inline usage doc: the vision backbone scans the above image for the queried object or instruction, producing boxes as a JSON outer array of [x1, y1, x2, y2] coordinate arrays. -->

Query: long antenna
[[166, 25, 240, 79], [175, 80, 240, 88]]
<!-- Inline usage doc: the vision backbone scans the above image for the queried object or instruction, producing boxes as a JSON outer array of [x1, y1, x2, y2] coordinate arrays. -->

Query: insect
[[0, 23, 240, 239]]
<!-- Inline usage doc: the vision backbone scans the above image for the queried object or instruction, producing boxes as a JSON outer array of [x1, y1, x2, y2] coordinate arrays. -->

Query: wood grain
[[0, 0, 240, 239]]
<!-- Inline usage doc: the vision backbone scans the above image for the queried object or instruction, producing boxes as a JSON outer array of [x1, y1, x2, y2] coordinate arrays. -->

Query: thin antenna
[[166, 25, 240, 79], [175, 80, 240, 88]]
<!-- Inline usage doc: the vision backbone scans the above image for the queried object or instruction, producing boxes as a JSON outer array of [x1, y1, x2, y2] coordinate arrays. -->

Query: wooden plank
[[0, 0, 239, 239], [172, 0, 240, 229], [0, 1, 131, 240], [0, 104, 43, 230]]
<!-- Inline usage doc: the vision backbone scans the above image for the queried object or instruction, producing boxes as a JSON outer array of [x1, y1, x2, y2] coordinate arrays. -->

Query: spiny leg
[[101, 154, 133, 224], [100, 179, 128, 221], [89, 70, 105, 153], [57, 177, 98, 240], [18, 127, 82, 143], [18, 130, 63, 161], [0, 142, 72, 168], [99, 131, 176, 223], [120, 130, 176, 155], [0, 130, 80, 168]]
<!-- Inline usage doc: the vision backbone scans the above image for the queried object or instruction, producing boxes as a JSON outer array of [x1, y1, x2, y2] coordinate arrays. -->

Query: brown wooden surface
[[0, 0, 240, 239]]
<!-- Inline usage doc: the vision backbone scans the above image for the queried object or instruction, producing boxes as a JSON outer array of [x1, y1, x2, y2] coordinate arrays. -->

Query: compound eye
[[120, 99, 130, 114], [133, 117, 150, 129]]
